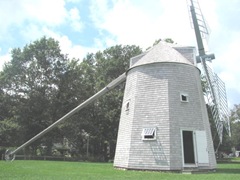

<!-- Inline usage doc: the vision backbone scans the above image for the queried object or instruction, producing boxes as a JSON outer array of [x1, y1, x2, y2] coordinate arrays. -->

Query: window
[[125, 100, 130, 114], [126, 101, 130, 111], [141, 128, 156, 140], [180, 93, 189, 102]]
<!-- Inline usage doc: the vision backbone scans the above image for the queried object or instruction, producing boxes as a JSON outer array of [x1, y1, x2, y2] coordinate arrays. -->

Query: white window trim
[[141, 127, 157, 141], [180, 93, 189, 102]]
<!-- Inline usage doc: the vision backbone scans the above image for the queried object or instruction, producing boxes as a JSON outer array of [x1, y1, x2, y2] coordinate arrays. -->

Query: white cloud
[[89, 0, 197, 49], [88, 0, 240, 107], [0, 0, 86, 63], [66, 0, 83, 2], [216, 34, 240, 92], [0, 49, 11, 71], [20, 25, 47, 41], [93, 35, 118, 50], [203, 1, 240, 107], [58, 36, 99, 60], [89, 0, 110, 27], [22, 0, 67, 26], [0, 29, 97, 71], [0, 0, 69, 45], [0, 0, 84, 43], [199, 0, 219, 31], [0, 0, 67, 31], [38, 30, 98, 60], [0, 0, 239, 107], [69, 7, 84, 32]]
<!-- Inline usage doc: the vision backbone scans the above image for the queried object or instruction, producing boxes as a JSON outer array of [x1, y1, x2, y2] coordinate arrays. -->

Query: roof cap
[[130, 42, 193, 68]]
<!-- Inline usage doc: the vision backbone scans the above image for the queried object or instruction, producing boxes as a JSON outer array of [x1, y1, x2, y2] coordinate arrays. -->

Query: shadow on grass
[[217, 161, 240, 164], [216, 168, 240, 174], [216, 161, 240, 174]]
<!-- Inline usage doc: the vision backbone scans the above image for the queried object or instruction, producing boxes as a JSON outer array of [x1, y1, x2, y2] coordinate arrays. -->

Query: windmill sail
[[188, 0, 231, 144], [187, 0, 210, 40], [202, 63, 231, 143]]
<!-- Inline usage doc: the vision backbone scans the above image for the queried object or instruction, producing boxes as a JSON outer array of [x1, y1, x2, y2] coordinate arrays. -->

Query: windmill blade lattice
[[187, 0, 210, 40], [201, 62, 231, 143], [188, 0, 231, 145]]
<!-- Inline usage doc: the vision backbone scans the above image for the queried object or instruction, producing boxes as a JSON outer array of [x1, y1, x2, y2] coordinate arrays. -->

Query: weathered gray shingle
[[130, 42, 193, 68], [114, 42, 216, 171]]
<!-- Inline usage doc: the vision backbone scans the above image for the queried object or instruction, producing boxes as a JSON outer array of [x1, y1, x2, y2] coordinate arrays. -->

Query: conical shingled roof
[[130, 42, 193, 68]]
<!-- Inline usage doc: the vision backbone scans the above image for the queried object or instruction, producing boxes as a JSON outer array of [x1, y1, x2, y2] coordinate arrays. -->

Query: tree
[[57, 45, 142, 161], [230, 104, 240, 150], [164, 38, 174, 44], [0, 37, 142, 160], [0, 37, 69, 155], [56, 55, 97, 158], [209, 104, 240, 156], [0, 86, 20, 147], [92, 45, 142, 160], [147, 38, 175, 50]]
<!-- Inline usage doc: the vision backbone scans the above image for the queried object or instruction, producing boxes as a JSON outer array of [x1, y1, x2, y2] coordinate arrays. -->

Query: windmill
[[5, 1, 221, 172], [188, 0, 231, 148]]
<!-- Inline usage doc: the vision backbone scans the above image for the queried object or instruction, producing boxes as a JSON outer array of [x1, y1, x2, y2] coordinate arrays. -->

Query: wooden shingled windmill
[[188, 0, 231, 148], [5, 0, 229, 173], [114, 0, 230, 171]]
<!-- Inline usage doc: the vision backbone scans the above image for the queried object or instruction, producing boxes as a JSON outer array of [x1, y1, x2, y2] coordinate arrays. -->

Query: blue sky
[[0, 0, 240, 108]]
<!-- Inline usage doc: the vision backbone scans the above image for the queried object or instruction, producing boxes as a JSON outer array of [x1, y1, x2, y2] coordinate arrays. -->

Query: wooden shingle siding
[[114, 43, 216, 171]]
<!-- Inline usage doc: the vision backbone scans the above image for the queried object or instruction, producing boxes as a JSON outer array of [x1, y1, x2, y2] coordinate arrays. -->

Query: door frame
[[181, 129, 197, 167]]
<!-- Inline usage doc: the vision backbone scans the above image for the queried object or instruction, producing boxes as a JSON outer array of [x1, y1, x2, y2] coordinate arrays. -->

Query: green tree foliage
[[0, 37, 142, 160], [147, 38, 174, 50], [164, 38, 174, 44], [59, 45, 142, 161], [209, 104, 240, 155], [0, 37, 69, 155], [0, 87, 20, 146], [93, 45, 142, 160], [5, 36, 237, 161], [230, 104, 240, 150], [208, 104, 233, 154], [56, 55, 97, 158]]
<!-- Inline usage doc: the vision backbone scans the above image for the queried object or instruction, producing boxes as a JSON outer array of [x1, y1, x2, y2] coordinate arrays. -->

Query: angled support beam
[[5, 73, 127, 161]]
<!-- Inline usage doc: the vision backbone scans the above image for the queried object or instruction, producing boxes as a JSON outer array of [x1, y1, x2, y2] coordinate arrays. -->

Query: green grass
[[228, 157, 240, 161], [0, 161, 239, 180]]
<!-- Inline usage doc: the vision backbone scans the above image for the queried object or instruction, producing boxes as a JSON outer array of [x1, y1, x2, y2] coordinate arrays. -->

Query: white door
[[195, 131, 209, 164]]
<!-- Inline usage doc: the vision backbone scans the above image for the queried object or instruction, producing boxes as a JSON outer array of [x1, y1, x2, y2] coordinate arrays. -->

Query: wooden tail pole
[[5, 73, 126, 161]]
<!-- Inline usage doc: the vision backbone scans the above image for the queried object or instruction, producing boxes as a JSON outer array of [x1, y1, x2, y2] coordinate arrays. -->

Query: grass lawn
[[0, 160, 239, 180]]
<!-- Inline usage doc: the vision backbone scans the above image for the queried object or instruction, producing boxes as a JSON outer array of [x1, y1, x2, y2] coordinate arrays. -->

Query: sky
[[0, 0, 239, 108]]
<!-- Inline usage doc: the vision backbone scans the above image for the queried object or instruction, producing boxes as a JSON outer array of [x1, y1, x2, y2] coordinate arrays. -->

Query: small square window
[[141, 128, 156, 140], [180, 93, 189, 102]]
